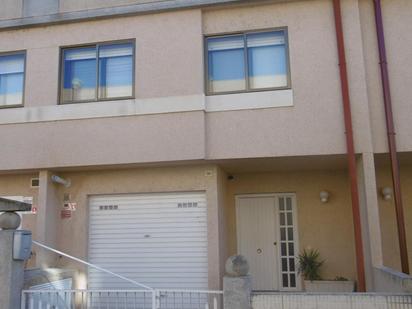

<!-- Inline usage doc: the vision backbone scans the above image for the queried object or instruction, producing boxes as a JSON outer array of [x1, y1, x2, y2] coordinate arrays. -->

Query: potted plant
[[298, 249, 355, 293]]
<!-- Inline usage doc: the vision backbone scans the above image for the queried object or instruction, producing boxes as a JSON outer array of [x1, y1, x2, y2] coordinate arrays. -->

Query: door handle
[[257, 248, 262, 254], [274, 242, 277, 246]]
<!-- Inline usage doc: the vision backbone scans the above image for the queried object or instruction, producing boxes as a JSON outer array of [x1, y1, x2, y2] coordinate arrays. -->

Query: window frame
[[0, 50, 27, 109], [204, 27, 291, 96], [58, 39, 136, 105]]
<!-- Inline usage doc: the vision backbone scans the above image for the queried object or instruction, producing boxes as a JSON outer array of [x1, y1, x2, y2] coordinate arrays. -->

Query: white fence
[[252, 293, 412, 309], [21, 289, 223, 309]]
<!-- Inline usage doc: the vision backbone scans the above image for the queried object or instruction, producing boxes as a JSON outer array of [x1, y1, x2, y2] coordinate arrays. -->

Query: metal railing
[[21, 289, 223, 309], [157, 290, 222, 309], [252, 292, 412, 309]]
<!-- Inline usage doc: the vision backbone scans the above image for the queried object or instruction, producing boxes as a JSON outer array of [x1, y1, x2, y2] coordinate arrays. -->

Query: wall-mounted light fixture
[[381, 187, 393, 201], [51, 175, 71, 188], [320, 191, 330, 203]]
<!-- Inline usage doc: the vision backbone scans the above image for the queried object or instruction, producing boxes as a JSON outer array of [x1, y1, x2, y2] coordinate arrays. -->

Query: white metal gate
[[21, 289, 223, 309]]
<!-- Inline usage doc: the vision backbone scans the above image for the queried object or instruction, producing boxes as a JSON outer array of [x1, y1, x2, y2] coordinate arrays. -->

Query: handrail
[[32, 240, 153, 290]]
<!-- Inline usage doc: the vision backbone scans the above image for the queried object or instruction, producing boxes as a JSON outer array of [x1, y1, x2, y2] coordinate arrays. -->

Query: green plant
[[298, 249, 324, 281], [334, 276, 349, 281]]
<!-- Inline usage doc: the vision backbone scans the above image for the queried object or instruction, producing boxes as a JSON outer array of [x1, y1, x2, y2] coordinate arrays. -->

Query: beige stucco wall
[[0, 0, 405, 171], [203, 0, 376, 159], [59, 0, 164, 12], [358, 0, 412, 153], [0, 0, 23, 20], [375, 162, 412, 272], [0, 9, 208, 171], [0, 173, 38, 234], [224, 170, 357, 281], [0, 9, 203, 104], [0, 111, 206, 171], [0, 0, 410, 169], [18, 165, 225, 289]]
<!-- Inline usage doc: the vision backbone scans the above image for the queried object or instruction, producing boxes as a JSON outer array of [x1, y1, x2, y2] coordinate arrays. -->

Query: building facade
[[0, 0, 411, 292]]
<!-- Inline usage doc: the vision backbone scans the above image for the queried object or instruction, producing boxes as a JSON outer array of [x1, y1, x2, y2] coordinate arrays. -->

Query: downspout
[[373, 0, 409, 274], [332, 0, 367, 292]]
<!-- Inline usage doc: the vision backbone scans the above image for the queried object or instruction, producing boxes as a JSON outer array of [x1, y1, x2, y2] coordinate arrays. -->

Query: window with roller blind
[[206, 29, 290, 95], [60, 41, 134, 104], [0, 51, 26, 107]]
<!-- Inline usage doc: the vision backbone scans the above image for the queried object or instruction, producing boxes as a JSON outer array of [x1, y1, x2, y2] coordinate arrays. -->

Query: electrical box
[[13, 230, 32, 261]]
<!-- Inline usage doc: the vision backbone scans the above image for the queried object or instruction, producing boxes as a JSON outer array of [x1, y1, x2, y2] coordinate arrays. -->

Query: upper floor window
[[0, 52, 25, 107], [60, 41, 134, 104], [206, 29, 290, 95]]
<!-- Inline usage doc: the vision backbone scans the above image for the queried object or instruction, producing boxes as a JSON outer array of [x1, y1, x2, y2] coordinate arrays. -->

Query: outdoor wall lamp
[[319, 191, 330, 203], [381, 187, 393, 201], [51, 175, 71, 188]]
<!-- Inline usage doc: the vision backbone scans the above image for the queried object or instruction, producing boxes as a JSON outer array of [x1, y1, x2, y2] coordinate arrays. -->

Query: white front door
[[236, 194, 299, 291], [236, 196, 279, 290]]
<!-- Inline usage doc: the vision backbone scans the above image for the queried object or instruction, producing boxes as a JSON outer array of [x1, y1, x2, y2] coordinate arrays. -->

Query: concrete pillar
[[206, 166, 227, 290], [0, 230, 31, 309], [356, 152, 384, 291], [223, 276, 252, 309], [223, 255, 251, 309], [36, 170, 60, 268]]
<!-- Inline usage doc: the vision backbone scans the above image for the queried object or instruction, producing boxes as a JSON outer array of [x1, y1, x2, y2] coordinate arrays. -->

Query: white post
[[0, 198, 32, 309], [152, 290, 160, 309], [0, 230, 32, 309], [223, 255, 252, 309]]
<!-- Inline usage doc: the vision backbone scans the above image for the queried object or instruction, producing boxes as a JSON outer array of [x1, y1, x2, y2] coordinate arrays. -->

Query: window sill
[[205, 89, 293, 112], [0, 90, 294, 125], [0, 104, 24, 109], [0, 95, 204, 125]]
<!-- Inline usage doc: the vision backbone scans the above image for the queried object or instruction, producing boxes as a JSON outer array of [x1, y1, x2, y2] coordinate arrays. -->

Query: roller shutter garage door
[[88, 192, 208, 290]]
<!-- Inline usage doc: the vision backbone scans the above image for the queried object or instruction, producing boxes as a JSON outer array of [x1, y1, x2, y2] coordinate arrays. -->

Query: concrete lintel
[[0, 0, 247, 31], [0, 197, 31, 212]]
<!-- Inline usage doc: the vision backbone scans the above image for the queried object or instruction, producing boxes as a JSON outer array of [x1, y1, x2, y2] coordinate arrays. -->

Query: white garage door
[[88, 192, 208, 290]]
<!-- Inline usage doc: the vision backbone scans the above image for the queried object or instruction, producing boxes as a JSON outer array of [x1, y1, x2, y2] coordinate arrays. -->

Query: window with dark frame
[[206, 29, 290, 95], [0, 51, 26, 107], [60, 41, 134, 104]]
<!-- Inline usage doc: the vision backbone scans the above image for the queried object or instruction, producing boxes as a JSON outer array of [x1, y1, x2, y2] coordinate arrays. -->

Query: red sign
[[60, 210, 72, 219]]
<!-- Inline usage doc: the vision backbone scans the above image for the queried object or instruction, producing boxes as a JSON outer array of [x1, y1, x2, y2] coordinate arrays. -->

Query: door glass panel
[[278, 196, 298, 289], [288, 242, 294, 256], [286, 197, 292, 210], [281, 243, 287, 256], [279, 197, 285, 210], [280, 212, 285, 225], [287, 228, 294, 241], [280, 227, 286, 241], [289, 258, 295, 271], [287, 212, 293, 225], [282, 274, 289, 287], [282, 258, 288, 271], [290, 274, 296, 288]]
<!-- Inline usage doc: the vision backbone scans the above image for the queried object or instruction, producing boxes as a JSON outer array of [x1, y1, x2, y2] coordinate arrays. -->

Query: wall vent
[[178, 202, 198, 208], [30, 178, 40, 188]]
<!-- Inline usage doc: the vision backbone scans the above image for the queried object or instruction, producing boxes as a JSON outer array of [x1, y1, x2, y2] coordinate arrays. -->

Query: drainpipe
[[332, 0, 366, 292], [373, 0, 409, 274]]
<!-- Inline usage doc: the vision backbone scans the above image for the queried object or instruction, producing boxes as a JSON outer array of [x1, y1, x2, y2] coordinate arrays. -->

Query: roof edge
[[0, 0, 248, 31]]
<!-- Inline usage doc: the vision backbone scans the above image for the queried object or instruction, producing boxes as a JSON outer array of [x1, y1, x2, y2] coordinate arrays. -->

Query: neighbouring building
[[0, 0, 411, 293]]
